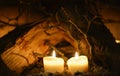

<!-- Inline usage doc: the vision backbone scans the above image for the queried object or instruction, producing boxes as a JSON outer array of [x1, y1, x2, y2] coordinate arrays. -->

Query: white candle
[[67, 52, 88, 74], [43, 51, 64, 73]]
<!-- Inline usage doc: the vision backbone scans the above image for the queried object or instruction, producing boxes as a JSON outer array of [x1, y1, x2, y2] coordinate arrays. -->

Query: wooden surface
[[1, 20, 90, 74]]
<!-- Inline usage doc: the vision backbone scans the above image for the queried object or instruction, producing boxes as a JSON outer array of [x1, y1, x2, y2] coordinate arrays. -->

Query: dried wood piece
[[1, 19, 90, 74]]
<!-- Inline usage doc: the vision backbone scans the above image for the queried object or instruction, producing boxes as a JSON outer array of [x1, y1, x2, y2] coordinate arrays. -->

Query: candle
[[43, 51, 64, 73], [67, 52, 88, 74]]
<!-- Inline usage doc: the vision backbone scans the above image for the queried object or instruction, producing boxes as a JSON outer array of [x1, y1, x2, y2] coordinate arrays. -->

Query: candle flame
[[75, 52, 79, 58], [116, 40, 120, 43], [52, 50, 56, 58]]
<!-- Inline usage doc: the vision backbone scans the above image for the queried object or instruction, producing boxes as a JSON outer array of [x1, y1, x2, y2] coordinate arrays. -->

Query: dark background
[[0, 0, 120, 40]]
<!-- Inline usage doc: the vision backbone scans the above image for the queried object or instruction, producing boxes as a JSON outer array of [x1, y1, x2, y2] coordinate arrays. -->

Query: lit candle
[[67, 52, 88, 74], [43, 51, 64, 73]]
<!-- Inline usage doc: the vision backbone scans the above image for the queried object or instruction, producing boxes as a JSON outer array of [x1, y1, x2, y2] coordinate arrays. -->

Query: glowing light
[[75, 52, 79, 59], [52, 50, 56, 58], [67, 52, 88, 74], [116, 40, 120, 43]]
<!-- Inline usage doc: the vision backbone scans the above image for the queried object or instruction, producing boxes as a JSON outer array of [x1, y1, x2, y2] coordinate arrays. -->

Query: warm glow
[[116, 40, 120, 43], [52, 50, 56, 58], [43, 50, 64, 73], [75, 52, 79, 58], [67, 54, 88, 74]]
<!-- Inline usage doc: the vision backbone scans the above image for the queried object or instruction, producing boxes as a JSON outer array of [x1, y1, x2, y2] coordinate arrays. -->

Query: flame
[[116, 40, 120, 43], [75, 52, 79, 58], [52, 50, 56, 58]]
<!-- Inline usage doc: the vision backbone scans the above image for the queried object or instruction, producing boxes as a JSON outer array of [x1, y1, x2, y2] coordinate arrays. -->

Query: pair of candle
[[43, 51, 88, 74]]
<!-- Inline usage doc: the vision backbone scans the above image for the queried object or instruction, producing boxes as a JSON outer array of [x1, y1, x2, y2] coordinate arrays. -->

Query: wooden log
[[1, 19, 90, 74]]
